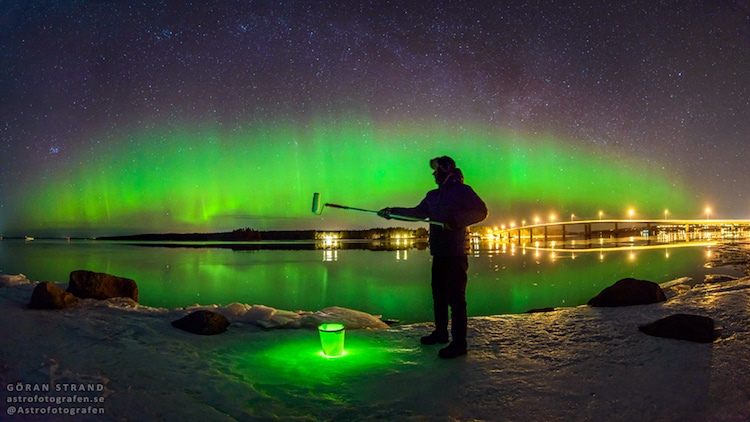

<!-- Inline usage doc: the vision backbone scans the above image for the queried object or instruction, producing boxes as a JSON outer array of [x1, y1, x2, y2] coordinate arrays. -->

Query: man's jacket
[[390, 176, 487, 256]]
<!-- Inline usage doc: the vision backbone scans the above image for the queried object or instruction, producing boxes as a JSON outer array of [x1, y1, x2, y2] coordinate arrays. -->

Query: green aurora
[[17, 118, 692, 236]]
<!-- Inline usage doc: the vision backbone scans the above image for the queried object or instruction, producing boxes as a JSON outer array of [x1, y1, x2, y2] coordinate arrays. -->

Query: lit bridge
[[495, 219, 750, 245]]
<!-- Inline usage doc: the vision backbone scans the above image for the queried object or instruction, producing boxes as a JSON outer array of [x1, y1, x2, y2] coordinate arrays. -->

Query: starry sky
[[1, 1, 749, 237]]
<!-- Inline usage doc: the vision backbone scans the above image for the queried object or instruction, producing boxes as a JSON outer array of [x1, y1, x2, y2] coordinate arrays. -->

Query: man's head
[[430, 156, 456, 185]]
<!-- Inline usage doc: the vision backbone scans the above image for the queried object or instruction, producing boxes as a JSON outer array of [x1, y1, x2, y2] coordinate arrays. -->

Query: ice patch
[[183, 303, 386, 329], [299, 305, 390, 329], [0, 273, 31, 287], [659, 276, 695, 299]]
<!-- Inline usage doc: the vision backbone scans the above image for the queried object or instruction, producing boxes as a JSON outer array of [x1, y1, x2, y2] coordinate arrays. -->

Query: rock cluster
[[28, 270, 138, 310], [24, 270, 388, 336], [588, 277, 717, 343]]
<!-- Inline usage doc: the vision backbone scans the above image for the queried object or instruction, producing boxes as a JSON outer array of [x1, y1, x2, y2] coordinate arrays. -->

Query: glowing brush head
[[312, 192, 323, 215]]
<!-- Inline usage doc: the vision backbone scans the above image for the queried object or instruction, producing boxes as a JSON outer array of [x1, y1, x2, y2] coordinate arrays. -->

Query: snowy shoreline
[[1, 260, 749, 420]]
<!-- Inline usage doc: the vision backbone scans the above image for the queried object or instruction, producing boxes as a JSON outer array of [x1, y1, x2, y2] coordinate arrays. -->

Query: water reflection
[[494, 225, 746, 248], [323, 249, 338, 262], [0, 237, 743, 323], [504, 242, 718, 273]]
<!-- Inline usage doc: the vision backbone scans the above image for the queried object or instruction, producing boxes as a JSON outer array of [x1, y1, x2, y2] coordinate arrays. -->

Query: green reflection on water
[[0, 240, 720, 322]]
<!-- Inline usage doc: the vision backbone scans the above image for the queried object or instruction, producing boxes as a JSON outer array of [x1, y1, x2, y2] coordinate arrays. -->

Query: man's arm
[[378, 195, 430, 221]]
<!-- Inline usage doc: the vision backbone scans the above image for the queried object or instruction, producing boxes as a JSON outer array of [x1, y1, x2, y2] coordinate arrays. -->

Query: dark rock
[[171, 310, 229, 335], [67, 270, 138, 301], [587, 278, 666, 307], [639, 313, 717, 343], [29, 282, 78, 309]]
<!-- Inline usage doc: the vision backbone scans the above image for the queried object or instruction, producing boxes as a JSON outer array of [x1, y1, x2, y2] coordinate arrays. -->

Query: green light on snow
[[225, 330, 405, 388]]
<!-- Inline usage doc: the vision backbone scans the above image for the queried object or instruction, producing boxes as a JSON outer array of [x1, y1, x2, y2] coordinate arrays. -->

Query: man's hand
[[377, 208, 393, 219]]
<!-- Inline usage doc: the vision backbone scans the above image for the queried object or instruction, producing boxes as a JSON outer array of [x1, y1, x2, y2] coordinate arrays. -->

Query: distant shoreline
[[97, 226, 428, 242], [2, 228, 430, 251]]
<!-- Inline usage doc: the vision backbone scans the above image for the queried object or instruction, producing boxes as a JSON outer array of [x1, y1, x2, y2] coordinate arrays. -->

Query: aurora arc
[[16, 118, 691, 237]]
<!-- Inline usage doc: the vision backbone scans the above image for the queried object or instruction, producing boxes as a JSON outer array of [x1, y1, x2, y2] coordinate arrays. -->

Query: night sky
[[1, 1, 749, 237]]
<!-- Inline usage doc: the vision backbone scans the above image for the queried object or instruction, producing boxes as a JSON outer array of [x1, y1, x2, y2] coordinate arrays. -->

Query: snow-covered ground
[[1, 270, 748, 421]]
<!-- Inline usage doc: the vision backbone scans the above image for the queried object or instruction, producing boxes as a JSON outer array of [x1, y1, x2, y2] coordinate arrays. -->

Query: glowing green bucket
[[318, 323, 346, 357]]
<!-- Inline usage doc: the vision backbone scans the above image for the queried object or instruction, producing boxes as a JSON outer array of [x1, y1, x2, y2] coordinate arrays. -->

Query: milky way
[[1, 1, 749, 236]]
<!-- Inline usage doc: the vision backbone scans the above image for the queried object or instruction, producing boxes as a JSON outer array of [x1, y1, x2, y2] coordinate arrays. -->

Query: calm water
[[0, 238, 736, 323]]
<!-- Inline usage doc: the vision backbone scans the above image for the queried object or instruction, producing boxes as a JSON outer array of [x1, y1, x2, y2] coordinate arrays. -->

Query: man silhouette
[[379, 156, 487, 358]]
